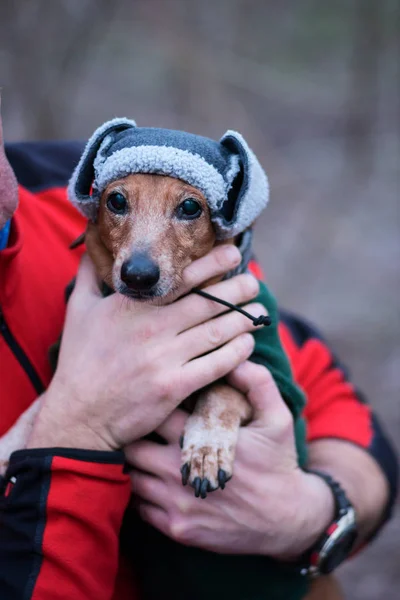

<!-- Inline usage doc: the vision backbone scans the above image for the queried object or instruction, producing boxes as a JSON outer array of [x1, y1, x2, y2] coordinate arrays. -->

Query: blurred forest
[[0, 1, 399, 598]]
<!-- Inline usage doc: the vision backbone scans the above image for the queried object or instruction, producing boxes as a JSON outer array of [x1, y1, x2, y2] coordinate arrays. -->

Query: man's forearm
[[0, 399, 42, 476], [307, 438, 390, 545], [272, 438, 391, 562]]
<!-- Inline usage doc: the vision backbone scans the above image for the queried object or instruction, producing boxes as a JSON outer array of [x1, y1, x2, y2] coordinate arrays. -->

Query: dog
[[84, 172, 258, 496]]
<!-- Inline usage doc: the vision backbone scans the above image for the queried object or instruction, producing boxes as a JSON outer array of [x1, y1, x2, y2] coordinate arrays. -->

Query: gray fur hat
[[68, 118, 269, 239]]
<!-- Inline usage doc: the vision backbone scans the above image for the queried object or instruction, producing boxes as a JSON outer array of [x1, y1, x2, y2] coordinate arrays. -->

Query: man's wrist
[[26, 388, 115, 452], [272, 470, 335, 561]]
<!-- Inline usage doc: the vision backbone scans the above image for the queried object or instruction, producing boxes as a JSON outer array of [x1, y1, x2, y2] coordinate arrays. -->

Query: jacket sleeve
[[0, 448, 131, 600], [279, 311, 399, 530]]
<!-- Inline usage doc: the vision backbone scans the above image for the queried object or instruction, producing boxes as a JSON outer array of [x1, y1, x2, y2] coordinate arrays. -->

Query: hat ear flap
[[218, 130, 269, 238], [68, 117, 136, 220]]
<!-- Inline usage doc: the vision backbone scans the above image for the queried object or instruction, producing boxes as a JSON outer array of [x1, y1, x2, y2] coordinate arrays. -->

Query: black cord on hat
[[193, 288, 271, 327]]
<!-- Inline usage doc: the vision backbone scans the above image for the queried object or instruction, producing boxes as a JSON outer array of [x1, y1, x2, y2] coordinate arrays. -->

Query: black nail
[[194, 477, 201, 498], [181, 463, 190, 486], [179, 435, 184, 449], [218, 469, 227, 490], [200, 479, 209, 499]]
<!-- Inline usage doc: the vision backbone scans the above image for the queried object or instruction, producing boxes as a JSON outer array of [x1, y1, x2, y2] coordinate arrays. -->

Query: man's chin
[[0, 169, 19, 228], [0, 130, 19, 227]]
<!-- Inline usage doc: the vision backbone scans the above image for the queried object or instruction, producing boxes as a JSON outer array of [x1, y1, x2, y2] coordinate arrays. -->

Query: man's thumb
[[227, 361, 290, 428], [74, 253, 101, 299]]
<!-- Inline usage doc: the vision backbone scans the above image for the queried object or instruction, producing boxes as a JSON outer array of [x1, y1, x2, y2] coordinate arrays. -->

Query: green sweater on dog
[[252, 281, 307, 467], [122, 281, 310, 600]]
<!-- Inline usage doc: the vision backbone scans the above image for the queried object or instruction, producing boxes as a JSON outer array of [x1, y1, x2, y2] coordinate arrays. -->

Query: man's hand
[[28, 247, 266, 452], [125, 361, 335, 559], [0, 96, 18, 228]]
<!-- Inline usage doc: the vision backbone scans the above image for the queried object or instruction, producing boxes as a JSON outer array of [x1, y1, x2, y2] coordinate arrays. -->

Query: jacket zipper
[[0, 306, 45, 395]]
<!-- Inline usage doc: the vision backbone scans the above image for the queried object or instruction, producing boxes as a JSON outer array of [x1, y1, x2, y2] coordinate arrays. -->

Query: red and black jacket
[[0, 142, 397, 599]]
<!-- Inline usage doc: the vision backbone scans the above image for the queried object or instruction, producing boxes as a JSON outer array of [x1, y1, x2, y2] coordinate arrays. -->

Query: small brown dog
[[84, 172, 255, 497]]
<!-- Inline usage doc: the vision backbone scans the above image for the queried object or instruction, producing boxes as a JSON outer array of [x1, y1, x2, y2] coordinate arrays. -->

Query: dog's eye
[[177, 199, 202, 220], [106, 192, 127, 215]]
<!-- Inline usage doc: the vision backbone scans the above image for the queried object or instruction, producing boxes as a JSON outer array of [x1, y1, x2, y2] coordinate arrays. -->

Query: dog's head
[[69, 118, 269, 300], [86, 173, 215, 299]]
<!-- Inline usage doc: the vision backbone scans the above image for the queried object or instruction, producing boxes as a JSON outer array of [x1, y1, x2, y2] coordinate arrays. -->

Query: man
[[0, 100, 397, 600]]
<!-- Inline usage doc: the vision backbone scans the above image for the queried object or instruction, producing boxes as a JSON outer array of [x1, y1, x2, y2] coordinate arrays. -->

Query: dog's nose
[[121, 254, 160, 292]]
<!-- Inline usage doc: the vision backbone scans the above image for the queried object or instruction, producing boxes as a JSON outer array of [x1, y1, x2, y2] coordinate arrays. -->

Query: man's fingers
[[138, 502, 170, 536], [179, 245, 241, 294], [173, 273, 260, 333], [73, 253, 102, 299], [227, 361, 274, 395], [155, 409, 188, 444], [124, 440, 157, 471], [130, 470, 167, 506], [178, 303, 266, 362], [182, 333, 255, 396], [227, 362, 292, 429], [124, 440, 176, 475]]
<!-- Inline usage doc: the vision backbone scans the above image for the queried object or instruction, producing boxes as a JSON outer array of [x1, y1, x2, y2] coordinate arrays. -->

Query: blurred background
[[1, 0, 399, 597]]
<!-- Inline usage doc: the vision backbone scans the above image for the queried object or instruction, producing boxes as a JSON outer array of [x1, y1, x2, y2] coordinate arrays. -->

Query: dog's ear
[[68, 118, 136, 220], [217, 131, 269, 238]]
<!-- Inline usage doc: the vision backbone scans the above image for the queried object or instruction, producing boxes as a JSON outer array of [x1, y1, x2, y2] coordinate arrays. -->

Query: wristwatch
[[297, 469, 358, 578]]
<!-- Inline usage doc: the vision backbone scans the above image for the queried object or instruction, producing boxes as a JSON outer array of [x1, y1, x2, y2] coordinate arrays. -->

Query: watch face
[[320, 528, 358, 574]]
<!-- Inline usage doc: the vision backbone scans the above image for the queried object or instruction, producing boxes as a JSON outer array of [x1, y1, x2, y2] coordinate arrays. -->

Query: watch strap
[[297, 468, 357, 577]]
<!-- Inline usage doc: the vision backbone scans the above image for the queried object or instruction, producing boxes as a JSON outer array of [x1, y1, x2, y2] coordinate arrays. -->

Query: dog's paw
[[180, 416, 237, 499]]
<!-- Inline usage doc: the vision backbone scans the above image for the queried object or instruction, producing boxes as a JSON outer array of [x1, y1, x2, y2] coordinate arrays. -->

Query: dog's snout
[[121, 253, 160, 292]]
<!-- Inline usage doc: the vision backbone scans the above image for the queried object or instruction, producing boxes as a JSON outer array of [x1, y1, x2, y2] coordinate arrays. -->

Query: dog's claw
[[181, 463, 190, 486], [200, 478, 209, 499], [193, 477, 201, 498], [179, 435, 184, 449], [218, 469, 227, 490], [184, 470, 231, 496]]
